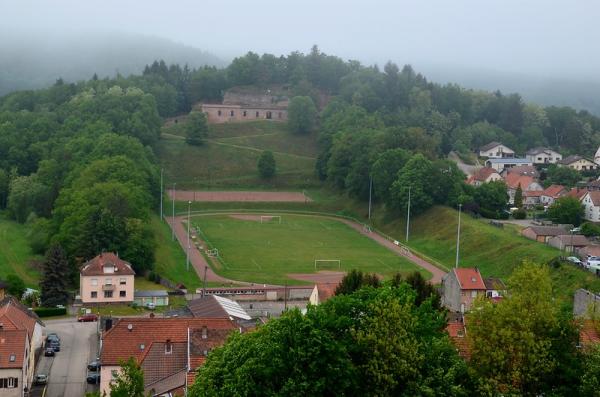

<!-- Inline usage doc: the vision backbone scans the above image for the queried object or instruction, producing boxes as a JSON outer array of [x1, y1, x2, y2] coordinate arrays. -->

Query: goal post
[[206, 248, 219, 257], [314, 259, 341, 270], [260, 215, 281, 224]]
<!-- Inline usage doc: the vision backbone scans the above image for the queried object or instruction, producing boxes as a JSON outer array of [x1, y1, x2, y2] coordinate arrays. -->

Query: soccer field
[[192, 214, 430, 285]]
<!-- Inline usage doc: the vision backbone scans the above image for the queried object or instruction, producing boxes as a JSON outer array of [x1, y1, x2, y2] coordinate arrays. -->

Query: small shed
[[133, 290, 169, 307]]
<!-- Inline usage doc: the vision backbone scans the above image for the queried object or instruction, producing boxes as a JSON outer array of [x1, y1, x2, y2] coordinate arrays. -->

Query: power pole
[[159, 168, 163, 221], [368, 176, 373, 220], [455, 203, 462, 268], [171, 183, 176, 240], [186, 200, 191, 271], [202, 266, 208, 298], [405, 186, 411, 242]]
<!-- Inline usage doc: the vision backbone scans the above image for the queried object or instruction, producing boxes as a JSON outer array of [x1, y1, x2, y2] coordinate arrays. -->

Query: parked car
[[567, 256, 582, 265], [50, 340, 60, 352], [44, 347, 55, 357], [46, 333, 60, 343], [34, 374, 48, 385], [77, 313, 98, 322], [87, 360, 101, 371], [86, 373, 100, 384], [145, 302, 156, 310]]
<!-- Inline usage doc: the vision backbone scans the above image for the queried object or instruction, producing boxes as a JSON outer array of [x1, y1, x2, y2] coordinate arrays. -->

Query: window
[[471, 291, 477, 298], [0, 378, 18, 388], [217, 110, 222, 116], [105, 278, 112, 285], [230, 110, 234, 117], [91, 278, 98, 286], [256, 111, 259, 117], [202, 326, 208, 339], [278, 112, 282, 119], [119, 291, 126, 298], [165, 339, 172, 354], [111, 370, 119, 380], [243, 110, 247, 117], [104, 290, 113, 298], [119, 278, 126, 285], [9, 354, 15, 362], [91, 291, 98, 299]]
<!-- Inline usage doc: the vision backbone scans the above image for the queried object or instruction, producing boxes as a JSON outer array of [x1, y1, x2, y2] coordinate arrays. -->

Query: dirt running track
[[165, 213, 447, 286], [168, 190, 311, 202]]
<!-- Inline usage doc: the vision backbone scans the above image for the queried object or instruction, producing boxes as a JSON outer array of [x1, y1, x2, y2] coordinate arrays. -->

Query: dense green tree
[[334, 269, 380, 295], [5, 275, 25, 299], [473, 180, 508, 218], [0, 169, 8, 209], [514, 183, 524, 208], [388, 154, 434, 215], [581, 222, 600, 237], [40, 244, 71, 306], [7, 175, 51, 223], [186, 111, 209, 146], [547, 196, 584, 226], [109, 357, 146, 397], [545, 164, 581, 188], [287, 96, 318, 134], [580, 345, 600, 396], [257, 151, 276, 179], [371, 148, 411, 202]]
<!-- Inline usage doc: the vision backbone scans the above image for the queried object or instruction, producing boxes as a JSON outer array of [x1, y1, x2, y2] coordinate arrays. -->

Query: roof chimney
[[127, 324, 133, 332]]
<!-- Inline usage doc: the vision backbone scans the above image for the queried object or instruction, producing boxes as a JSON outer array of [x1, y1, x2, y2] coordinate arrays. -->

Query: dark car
[[46, 332, 60, 343], [87, 360, 101, 371], [86, 373, 100, 384], [44, 347, 55, 357], [34, 374, 48, 385], [49, 341, 60, 352], [78, 313, 98, 322]]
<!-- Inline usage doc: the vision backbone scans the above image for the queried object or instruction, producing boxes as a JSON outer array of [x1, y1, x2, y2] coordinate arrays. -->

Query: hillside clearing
[[0, 215, 41, 287]]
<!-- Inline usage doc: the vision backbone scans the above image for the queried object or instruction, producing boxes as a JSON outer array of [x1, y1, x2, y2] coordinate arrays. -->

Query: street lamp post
[[186, 200, 191, 271], [159, 168, 163, 221], [455, 203, 462, 268], [406, 186, 411, 242], [368, 176, 373, 220], [171, 183, 176, 240]]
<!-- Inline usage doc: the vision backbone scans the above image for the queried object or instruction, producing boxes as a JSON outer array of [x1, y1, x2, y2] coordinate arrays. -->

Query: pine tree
[[40, 244, 71, 307], [514, 183, 523, 208]]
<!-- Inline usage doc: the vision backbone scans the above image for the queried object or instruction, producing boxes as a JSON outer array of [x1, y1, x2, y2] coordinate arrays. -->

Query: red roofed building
[[0, 329, 30, 397], [442, 268, 487, 313], [567, 187, 589, 201], [540, 184, 568, 206], [100, 317, 237, 396], [80, 253, 136, 304], [446, 318, 470, 359], [466, 168, 502, 187], [582, 191, 600, 223], [504, 173, 543, 205], [579, 320, 600, 349]]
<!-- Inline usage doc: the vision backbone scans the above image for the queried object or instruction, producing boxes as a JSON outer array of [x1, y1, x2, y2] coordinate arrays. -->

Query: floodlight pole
[[159, 168, 163, 221], [455, 203, 462, 268], [171, 183, 176, 240], [186, 200, 191, 271], [368, 176, 373, 220], [406, 186, 411, 242]]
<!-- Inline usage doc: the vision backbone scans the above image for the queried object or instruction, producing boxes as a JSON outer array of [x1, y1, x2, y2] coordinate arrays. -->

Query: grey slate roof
[[134, 290, 169, 298]]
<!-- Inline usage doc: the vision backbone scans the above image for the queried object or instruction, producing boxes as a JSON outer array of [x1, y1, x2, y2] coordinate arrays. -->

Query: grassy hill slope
[[0, 215, 41, 287]]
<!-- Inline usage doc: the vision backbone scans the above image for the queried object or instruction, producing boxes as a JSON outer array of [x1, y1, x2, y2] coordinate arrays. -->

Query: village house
[[187, 295, 252, 324], [540, 184, 568, 206], [133, 290, 169, 308], [558, 155, 598, 171], [567, 187, 589, 201], [309, 283, 337, 305], [523, 190, 543, 207], [100, 317, 237, 396], [466, 167, 502, 186], [0, 281, 7, 301], [478, 142, 515, 159], [485, 158, 533, 172], [504, 173, 543, 205], [441, 268, 487, 313], [504, 165, 540, 178], [547, 234, 590, 253], [579, 245, 600, 259], [0, 330, 30, 397], [525, 147, 563, 164], [587, 179, 600, 192], [445, 317, 470, 359], [582, 191, 600, 223], [521, 225, 569, 243], [199, 87, 288, 124], [0, 297, 45, 394], [80, 253, 136, 305]]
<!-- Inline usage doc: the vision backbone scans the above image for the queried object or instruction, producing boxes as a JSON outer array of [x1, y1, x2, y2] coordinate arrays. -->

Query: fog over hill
[[0, 31, 224, 95]]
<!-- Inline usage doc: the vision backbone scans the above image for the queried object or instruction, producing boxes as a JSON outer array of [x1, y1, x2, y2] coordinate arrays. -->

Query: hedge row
[[33, 307, 67, 317]]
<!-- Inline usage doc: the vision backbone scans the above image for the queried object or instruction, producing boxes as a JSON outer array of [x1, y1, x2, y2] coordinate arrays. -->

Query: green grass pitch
[[191, 214, 430, 285]]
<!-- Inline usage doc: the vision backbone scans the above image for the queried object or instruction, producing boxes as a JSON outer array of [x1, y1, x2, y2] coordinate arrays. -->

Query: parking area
[[30, 318, 100, 397]]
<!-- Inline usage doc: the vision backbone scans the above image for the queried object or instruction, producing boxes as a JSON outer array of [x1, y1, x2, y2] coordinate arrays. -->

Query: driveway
[[448, 151, 481, 177], [35, 318, 99, 397]]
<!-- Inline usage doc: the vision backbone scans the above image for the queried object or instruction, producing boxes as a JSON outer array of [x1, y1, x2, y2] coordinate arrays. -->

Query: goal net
[[260, 215, 282, 224], [206, 248, 219, 257], [314, 259, 341, 270]]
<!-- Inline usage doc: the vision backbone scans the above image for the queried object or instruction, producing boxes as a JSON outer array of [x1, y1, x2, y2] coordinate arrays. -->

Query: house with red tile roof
[[567, 187, 589, 201], [309, 283, 337, 305], [441, 268, 487, 313], [100, 317, 237, 396], [582, 191, 600, 223], [505, 165, 540, 178], [0, 329, 30, 397], [504, 173, 543, 205], [0, 297, 44, 392], [445, 318, 470, 359], [466, 168, 502, 187], [80, 253, 135, 304], [540, 185, 568, 206]]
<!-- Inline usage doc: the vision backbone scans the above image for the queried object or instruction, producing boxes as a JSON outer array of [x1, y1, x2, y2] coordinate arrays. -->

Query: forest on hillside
[[1, 46, 599, 294]]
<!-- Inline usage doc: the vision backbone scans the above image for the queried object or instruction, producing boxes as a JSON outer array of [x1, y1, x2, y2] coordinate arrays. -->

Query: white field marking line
[[319, 222, 331, 230], [377, 258, 395, 271], [251, 259, 262, 270]]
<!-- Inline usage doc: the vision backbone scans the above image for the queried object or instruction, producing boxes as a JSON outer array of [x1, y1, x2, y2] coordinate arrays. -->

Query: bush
[[257, 151, 276, 178], [513, 209, 527, 219], [582, 222, 600, 237], [33, 307, 67, 317]]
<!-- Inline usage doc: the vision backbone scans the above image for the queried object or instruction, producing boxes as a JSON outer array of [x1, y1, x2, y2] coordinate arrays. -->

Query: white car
[[145, 302, 156, 310], [567, 256, 582, 265]]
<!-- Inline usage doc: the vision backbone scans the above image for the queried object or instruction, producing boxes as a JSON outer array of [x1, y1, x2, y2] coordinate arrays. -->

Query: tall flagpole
[[406, 186, 411, 242]]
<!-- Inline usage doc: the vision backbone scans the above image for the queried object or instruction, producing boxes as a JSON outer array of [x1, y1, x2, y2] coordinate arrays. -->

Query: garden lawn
[[0, 215, 41, 287], [192, 214, 429, 285]]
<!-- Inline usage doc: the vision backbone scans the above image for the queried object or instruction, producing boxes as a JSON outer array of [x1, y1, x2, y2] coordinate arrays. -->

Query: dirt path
[[164, 212, 447, 285], [168, 190, 311, 202]]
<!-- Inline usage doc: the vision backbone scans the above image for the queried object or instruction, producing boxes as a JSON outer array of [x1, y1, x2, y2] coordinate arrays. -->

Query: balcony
[[102, 284, 115, 291]]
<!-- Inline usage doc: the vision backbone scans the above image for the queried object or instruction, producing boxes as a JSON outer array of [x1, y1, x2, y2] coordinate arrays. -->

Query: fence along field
[[191, 214, 429, 285]]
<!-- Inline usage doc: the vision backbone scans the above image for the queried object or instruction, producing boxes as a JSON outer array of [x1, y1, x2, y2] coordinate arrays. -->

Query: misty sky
[[2, 0, 599, 80]]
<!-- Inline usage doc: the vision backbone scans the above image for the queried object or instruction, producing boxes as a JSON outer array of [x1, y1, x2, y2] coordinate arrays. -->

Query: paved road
[[448, 151, 481, 177], [38, 319, 99, 397], [166, 212, 447, 285]]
